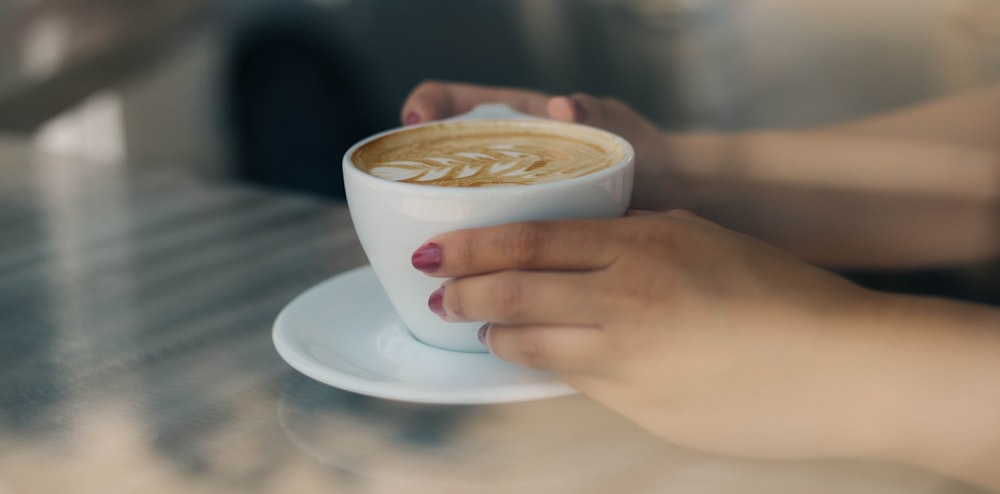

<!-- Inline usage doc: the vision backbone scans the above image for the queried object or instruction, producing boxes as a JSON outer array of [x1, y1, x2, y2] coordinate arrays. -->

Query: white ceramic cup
[[343, 105, 635, 352]]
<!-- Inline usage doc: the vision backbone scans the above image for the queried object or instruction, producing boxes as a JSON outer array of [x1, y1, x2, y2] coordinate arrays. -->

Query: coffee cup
[[343, 105, 634, 352]]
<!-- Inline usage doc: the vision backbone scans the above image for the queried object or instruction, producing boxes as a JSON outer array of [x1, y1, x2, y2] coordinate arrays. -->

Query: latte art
[[351, 120, 627, 187], [367, 140, 608, 186]]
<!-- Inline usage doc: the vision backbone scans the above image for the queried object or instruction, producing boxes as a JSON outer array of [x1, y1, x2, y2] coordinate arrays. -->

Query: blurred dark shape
[[225, 1, 538, 201], [223, 0, 686, 201], [843, 262, 1000, 306]]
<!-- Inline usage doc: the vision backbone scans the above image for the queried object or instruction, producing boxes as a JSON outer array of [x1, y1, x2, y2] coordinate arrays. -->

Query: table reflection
[[278, 379, 659, 492]]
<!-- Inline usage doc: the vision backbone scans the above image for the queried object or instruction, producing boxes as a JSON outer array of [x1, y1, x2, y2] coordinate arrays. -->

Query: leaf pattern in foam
[[367, 139, 617, 187]]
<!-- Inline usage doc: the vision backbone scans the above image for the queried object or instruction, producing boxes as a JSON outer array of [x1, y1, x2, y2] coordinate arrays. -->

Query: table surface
[[0, 133, 985, 494]]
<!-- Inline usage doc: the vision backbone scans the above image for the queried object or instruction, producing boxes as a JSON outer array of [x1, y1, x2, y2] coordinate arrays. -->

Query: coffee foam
[[351, 119, 627, 187]]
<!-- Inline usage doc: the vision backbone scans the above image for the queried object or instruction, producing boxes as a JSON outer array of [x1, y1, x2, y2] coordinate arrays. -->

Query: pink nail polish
[[404, 111, 421, 126], [428, 287, 446, 317], [478, 323, 490, 346], [411, 243, 441, 272]]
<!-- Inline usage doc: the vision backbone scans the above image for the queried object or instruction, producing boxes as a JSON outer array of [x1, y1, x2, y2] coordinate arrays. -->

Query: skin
[[401, 81, 1000, 490], [402, 81, 1000, 268]]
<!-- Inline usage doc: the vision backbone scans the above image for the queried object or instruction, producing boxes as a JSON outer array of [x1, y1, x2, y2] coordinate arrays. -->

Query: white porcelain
[[273, 265, 578, 404], [343, 105, 635, 352]]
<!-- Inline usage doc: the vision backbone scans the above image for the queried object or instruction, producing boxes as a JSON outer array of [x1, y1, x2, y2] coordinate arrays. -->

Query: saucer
[[272, 265, 577, 404]]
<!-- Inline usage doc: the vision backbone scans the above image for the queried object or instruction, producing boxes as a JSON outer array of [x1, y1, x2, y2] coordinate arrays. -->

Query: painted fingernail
[[428, 286, 446, 318], [570, 98, 588, 123], [404, 111, 421, 126], [478, 323, 490, 346], [411, 242, 442, 272]]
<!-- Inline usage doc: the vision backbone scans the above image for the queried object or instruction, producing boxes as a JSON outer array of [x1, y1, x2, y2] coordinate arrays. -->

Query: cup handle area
[[448, 103, 538, 121]]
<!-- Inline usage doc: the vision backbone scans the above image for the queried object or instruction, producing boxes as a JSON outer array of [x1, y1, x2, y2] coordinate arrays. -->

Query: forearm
[[832, 85, 1000, 148], [861, 294, 1000, 491], [641, 131, 1000, 268]]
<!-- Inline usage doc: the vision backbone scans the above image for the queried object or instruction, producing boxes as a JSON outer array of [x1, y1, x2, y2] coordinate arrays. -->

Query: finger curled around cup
[[434, 270, 606, 325], [413, 219, 619, 278], [400, 80, 554, 125], [481, 323, 608, 374]]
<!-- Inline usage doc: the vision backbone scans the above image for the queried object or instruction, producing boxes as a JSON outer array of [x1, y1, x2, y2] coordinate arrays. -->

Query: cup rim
[[342, 117, 635, 195]]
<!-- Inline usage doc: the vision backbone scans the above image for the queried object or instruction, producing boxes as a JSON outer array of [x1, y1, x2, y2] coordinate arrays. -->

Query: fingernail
[[411, 242, 442, 272], [478, 323, 490, 346], [570, 98, 587, 123], [404, 111, 421, 126], [428, 286, 446, 318]]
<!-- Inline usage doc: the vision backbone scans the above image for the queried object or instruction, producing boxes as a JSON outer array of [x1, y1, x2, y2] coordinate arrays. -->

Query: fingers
[[400, 82, 659, 152], [480, 323, 609, 374], [548, 94, 640, 131], [411, 213, 714, 278], [401, 80, 554, 125], [546, 96, 586, 123], [414, 219, 621, 277], [435, 270, 607, 325], [631, 207, 714, 223], [662, 208, 718, 227], [554, 94, 664, 171]]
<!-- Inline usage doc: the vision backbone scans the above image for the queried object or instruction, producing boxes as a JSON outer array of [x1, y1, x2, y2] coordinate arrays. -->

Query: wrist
[[851, 293, 1000, 489], [634, 131, 742, 210]]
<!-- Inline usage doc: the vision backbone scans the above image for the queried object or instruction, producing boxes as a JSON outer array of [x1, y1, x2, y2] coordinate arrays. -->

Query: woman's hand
[[412, 210, 895, 461], [400, 81, 669, 185], [400, 81, 661, 147]]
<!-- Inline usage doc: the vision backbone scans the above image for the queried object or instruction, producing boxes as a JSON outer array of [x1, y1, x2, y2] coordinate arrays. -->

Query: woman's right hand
[[414, 210, 899, 462]]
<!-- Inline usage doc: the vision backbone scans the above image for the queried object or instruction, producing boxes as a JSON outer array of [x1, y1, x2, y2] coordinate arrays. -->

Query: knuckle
[[452, 233, 477, 270], [595, 96, 622, 112], [513, 329, 553, 369], [623, 216, 676, 245], [666, 208, 698, 220], [413, 79, 442, 93], [492, 274, 529, 320], [502, 222, 550, 266], [604, 96, 626, 107], [444, 281, 468, 321]]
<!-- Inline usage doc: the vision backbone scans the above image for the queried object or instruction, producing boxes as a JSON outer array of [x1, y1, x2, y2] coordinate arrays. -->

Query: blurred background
[[2, 0, 999, 298]]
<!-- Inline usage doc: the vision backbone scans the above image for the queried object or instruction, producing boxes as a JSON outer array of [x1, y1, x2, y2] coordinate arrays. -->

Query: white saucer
[[273, 265, 577, 404]]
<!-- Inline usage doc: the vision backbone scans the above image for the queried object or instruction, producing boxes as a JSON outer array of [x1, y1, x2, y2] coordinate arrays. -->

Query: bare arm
[[867, 294, 1000, 491], [833, 85, 1000, 148], [654, 88, 1000, 268]]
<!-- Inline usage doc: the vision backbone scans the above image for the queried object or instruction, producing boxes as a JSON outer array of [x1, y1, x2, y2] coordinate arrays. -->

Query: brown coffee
[[351, 119, 627, 187]]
